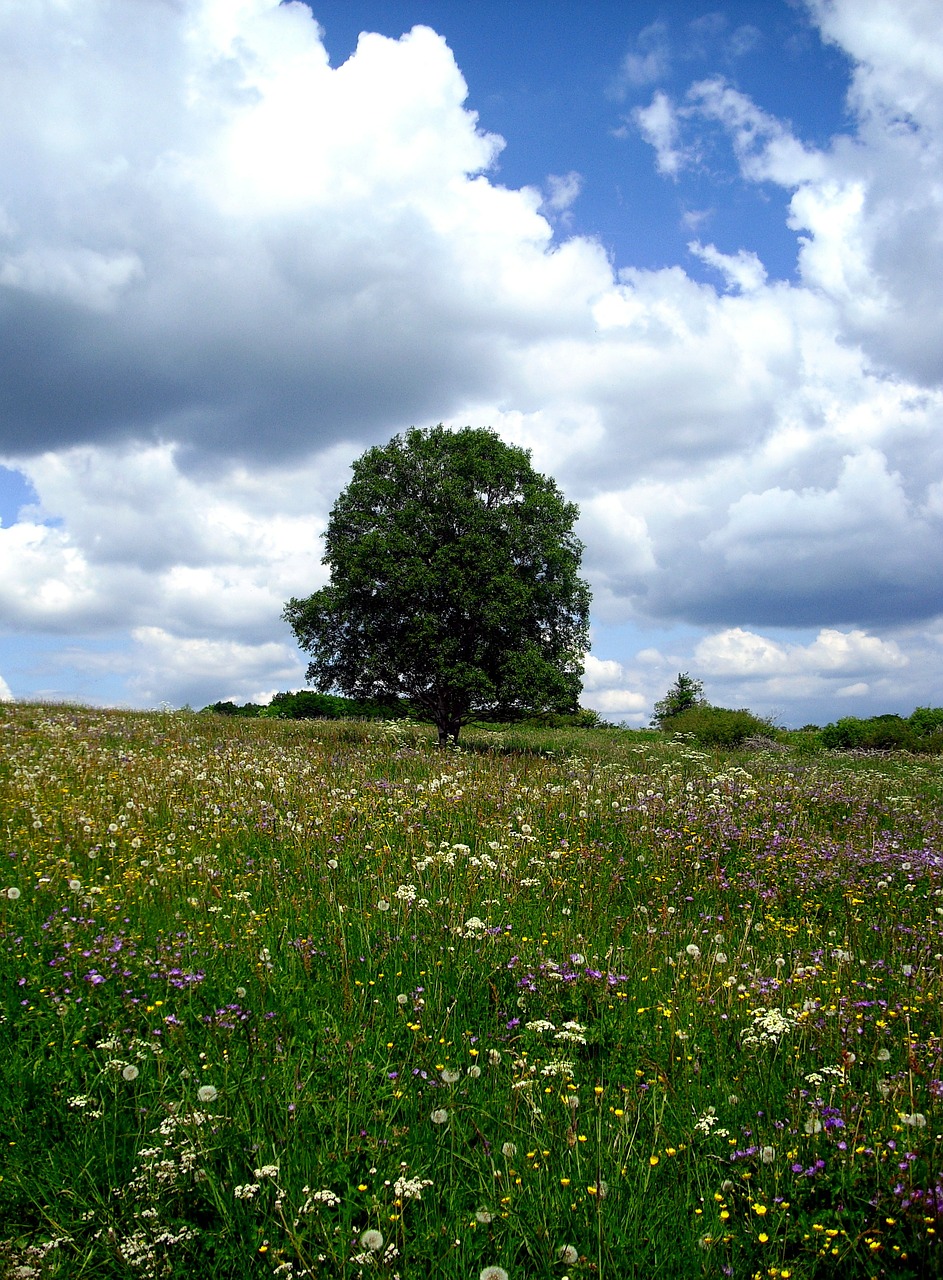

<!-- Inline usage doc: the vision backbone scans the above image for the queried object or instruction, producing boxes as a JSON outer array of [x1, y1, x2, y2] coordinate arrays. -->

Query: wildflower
[[501, 1142, 517, 1159], [480, 1267, 509, 1280], [877, 1047, 891, 1062], [559, 1245, 578, 1264], [360, 1229, 384, 1251], [476, 1209, 493, 1224], [714, 952, 728, 964], [440, 1068, 460, 1084], [900, 1112, 927, 1128], [430, 1109, 449, 1125], [686, 944, 701, 959], [760, 1146, 776, 1164], [468, 1065, 482, 1078], [122, 1064, 140, 1081], [197, 1085, 218, 1103], [68, 879, 81, 891], [5, 887, 21, 900], [377, 899, 390, 912]]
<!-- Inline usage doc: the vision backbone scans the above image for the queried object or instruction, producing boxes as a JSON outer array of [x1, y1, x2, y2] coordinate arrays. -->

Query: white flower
[[901, 1112, 927, 1128], [68, 879, 81, 892], [430, 1108, 449, 1125], [475, 1208, 493, 1224], [480, 1268, 509, 1280], [760, 1146, 776, 1164], [5, 887, 21, 900], [559, 1244, 578, 1264], [197, 1085, 218, 1103], [440, 1069, 460, 1084], [685, 944, 701, 959], [254, 1164, 279, 1178], [360, 1229, 384, 1251], [122, 1064, 140, 1081], [376, 899, 391, 912], [501, 1142, 517, 1159]]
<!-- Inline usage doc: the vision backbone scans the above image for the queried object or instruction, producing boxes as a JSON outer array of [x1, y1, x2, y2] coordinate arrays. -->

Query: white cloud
[[632, 91, 687, 176], [695, 626, 907, 678], [688, 240, 767, 293], [613, 22, 671, 94], [579, 655, 648, 720], [543, 171, 583, 214], [0, 0, 941, 723], [127, 627, 304, 708], [0, 672, 12, 701]]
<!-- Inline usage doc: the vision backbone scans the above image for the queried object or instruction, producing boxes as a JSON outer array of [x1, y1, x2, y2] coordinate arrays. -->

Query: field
[[2, 703, 943, 1280]]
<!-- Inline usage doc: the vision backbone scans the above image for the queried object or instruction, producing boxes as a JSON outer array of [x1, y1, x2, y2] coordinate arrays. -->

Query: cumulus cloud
[[695, 626, 907, 677], [0, 0, 942, 722]]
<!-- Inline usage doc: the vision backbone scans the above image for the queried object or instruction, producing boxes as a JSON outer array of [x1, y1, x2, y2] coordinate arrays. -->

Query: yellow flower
[[753, 1203, 768, 1216], [649, 1156, 659, 1166]]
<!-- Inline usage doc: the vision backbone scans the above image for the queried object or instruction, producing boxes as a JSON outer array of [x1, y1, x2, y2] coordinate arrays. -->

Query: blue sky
[[1, 0, 941, 724]]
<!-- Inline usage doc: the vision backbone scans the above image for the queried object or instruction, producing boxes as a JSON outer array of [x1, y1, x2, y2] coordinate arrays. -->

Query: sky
[[1, 0, 942, 726]]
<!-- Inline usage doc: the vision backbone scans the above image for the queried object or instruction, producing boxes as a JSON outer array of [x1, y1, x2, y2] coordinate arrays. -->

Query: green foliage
[[202, 699, 265, 717], [665, 704, 777, 747], [818, 713, 943, 752], [651, 672, 705, 728], [909, 705, 943, 737], [284, 425, 591, 746], [267, 689, 407, 721]]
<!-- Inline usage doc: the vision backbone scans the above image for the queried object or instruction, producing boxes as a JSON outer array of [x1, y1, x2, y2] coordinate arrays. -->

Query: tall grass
[[1, 702, 942, 1278]]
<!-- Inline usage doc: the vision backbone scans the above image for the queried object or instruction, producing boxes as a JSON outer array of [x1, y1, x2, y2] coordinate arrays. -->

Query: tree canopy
[[651, 672, 705, 728], [283, 425, 591, 745]]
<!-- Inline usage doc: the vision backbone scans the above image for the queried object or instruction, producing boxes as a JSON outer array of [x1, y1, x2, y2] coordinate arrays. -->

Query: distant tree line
[[202, 690, 603, 728]]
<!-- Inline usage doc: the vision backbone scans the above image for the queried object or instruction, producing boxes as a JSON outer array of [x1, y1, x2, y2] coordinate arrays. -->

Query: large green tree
[[283, 425, 592, 745]]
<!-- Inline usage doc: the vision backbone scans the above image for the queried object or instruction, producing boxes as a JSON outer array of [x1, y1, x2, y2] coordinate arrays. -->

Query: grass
[[1, 702, 942, 1279]]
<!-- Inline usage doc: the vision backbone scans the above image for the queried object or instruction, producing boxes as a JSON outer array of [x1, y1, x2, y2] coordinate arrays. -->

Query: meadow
[[1, 703, 942, 1280]]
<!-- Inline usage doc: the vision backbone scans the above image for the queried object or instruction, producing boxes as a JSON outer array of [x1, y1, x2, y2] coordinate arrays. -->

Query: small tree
[[651, 672, 705, 728], [283, 426, 592, 746]]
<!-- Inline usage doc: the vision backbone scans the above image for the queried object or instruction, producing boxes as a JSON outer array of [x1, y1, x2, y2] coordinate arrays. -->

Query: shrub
[[202, 700, 264, 717], [819, 714, 914, 751], [665, 705, 777, 747], [909, 706, 943, 738]]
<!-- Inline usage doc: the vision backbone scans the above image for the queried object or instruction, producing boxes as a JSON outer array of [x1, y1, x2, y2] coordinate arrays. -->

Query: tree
[[651, 672, 705, 728], [283, 425, 591, 746]]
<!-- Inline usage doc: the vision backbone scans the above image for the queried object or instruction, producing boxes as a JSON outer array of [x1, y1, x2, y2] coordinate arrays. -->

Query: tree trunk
[[435, 715, 462, 747]]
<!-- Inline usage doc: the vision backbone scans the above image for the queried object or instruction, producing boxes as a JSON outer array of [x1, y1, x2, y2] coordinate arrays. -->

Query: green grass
[[2, 702, 943, 1278]]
